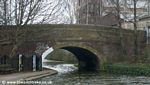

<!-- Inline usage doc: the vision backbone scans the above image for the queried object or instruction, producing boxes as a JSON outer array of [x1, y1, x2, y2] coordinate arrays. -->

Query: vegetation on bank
[[100, 47, 150, 76], [102, 63, 150, 76]]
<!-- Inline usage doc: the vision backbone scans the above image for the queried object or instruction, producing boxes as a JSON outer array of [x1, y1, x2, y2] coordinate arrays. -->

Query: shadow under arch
[[58, 46, 100, 71]]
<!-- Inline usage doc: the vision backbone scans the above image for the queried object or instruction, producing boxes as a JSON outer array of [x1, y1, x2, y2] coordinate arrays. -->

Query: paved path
[[0, 69, 57, 82]]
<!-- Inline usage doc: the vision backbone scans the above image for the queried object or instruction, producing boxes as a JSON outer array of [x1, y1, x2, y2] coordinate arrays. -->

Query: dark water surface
[[32, 62, 150, 85]]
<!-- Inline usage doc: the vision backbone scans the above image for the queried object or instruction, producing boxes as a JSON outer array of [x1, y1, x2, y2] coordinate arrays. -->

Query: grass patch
[[104, 63, 150, 76]]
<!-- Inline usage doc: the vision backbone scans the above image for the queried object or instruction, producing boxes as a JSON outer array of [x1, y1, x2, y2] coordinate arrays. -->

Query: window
[[147, 26, 150, 44]]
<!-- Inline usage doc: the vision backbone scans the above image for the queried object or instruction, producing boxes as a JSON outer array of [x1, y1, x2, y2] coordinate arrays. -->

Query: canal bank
[[0, 69, 57, 82]]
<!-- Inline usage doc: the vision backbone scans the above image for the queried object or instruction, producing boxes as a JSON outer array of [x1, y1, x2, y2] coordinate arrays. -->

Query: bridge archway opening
[[60, 46, 100, 71], [42, 46, 100, 71]]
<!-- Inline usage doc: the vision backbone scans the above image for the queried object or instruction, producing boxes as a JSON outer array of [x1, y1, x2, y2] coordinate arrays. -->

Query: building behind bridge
[[76, 0, 150, 43], [76, 0, 150, 30]]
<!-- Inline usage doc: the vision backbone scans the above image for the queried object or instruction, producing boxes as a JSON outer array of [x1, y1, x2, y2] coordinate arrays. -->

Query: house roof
[[98, 13, 124, 26]]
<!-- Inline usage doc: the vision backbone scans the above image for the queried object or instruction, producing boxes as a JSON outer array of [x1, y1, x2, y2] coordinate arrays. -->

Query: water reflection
[[35, 62, 150, 85]]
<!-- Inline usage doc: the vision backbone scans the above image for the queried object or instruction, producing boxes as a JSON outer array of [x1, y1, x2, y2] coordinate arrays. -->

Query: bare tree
[[1, 0, 72, 25], [3, 0, 8, 25], [148, 0, 150, 14], [63, 0, 77, 24], [123, 0, 143, 61], [11, 0, 45, 25], [108, 0, 149, 61], [1, 0, 72, 58], [0, 0, 9, 25], [76, 0, 104, 24], [39, 0, 70, 24], [133, 0, 138, 61], [107, 0, 127, 57]]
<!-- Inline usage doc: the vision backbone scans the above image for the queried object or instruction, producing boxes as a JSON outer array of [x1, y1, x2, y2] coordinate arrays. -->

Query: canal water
[[34, 61, 150, 85]]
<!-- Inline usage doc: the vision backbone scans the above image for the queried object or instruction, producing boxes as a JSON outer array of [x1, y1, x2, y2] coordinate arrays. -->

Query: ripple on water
[[39, 63, 150, 85]]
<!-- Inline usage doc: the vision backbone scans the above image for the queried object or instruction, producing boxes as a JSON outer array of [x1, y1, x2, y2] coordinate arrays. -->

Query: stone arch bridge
[[0, 24, 146, 71]]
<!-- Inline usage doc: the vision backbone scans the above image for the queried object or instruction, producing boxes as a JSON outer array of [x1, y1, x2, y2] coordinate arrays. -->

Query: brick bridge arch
[[33, 42, 101, 71], [0, 24, 145, 71], [52, 43, 101, 71]]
